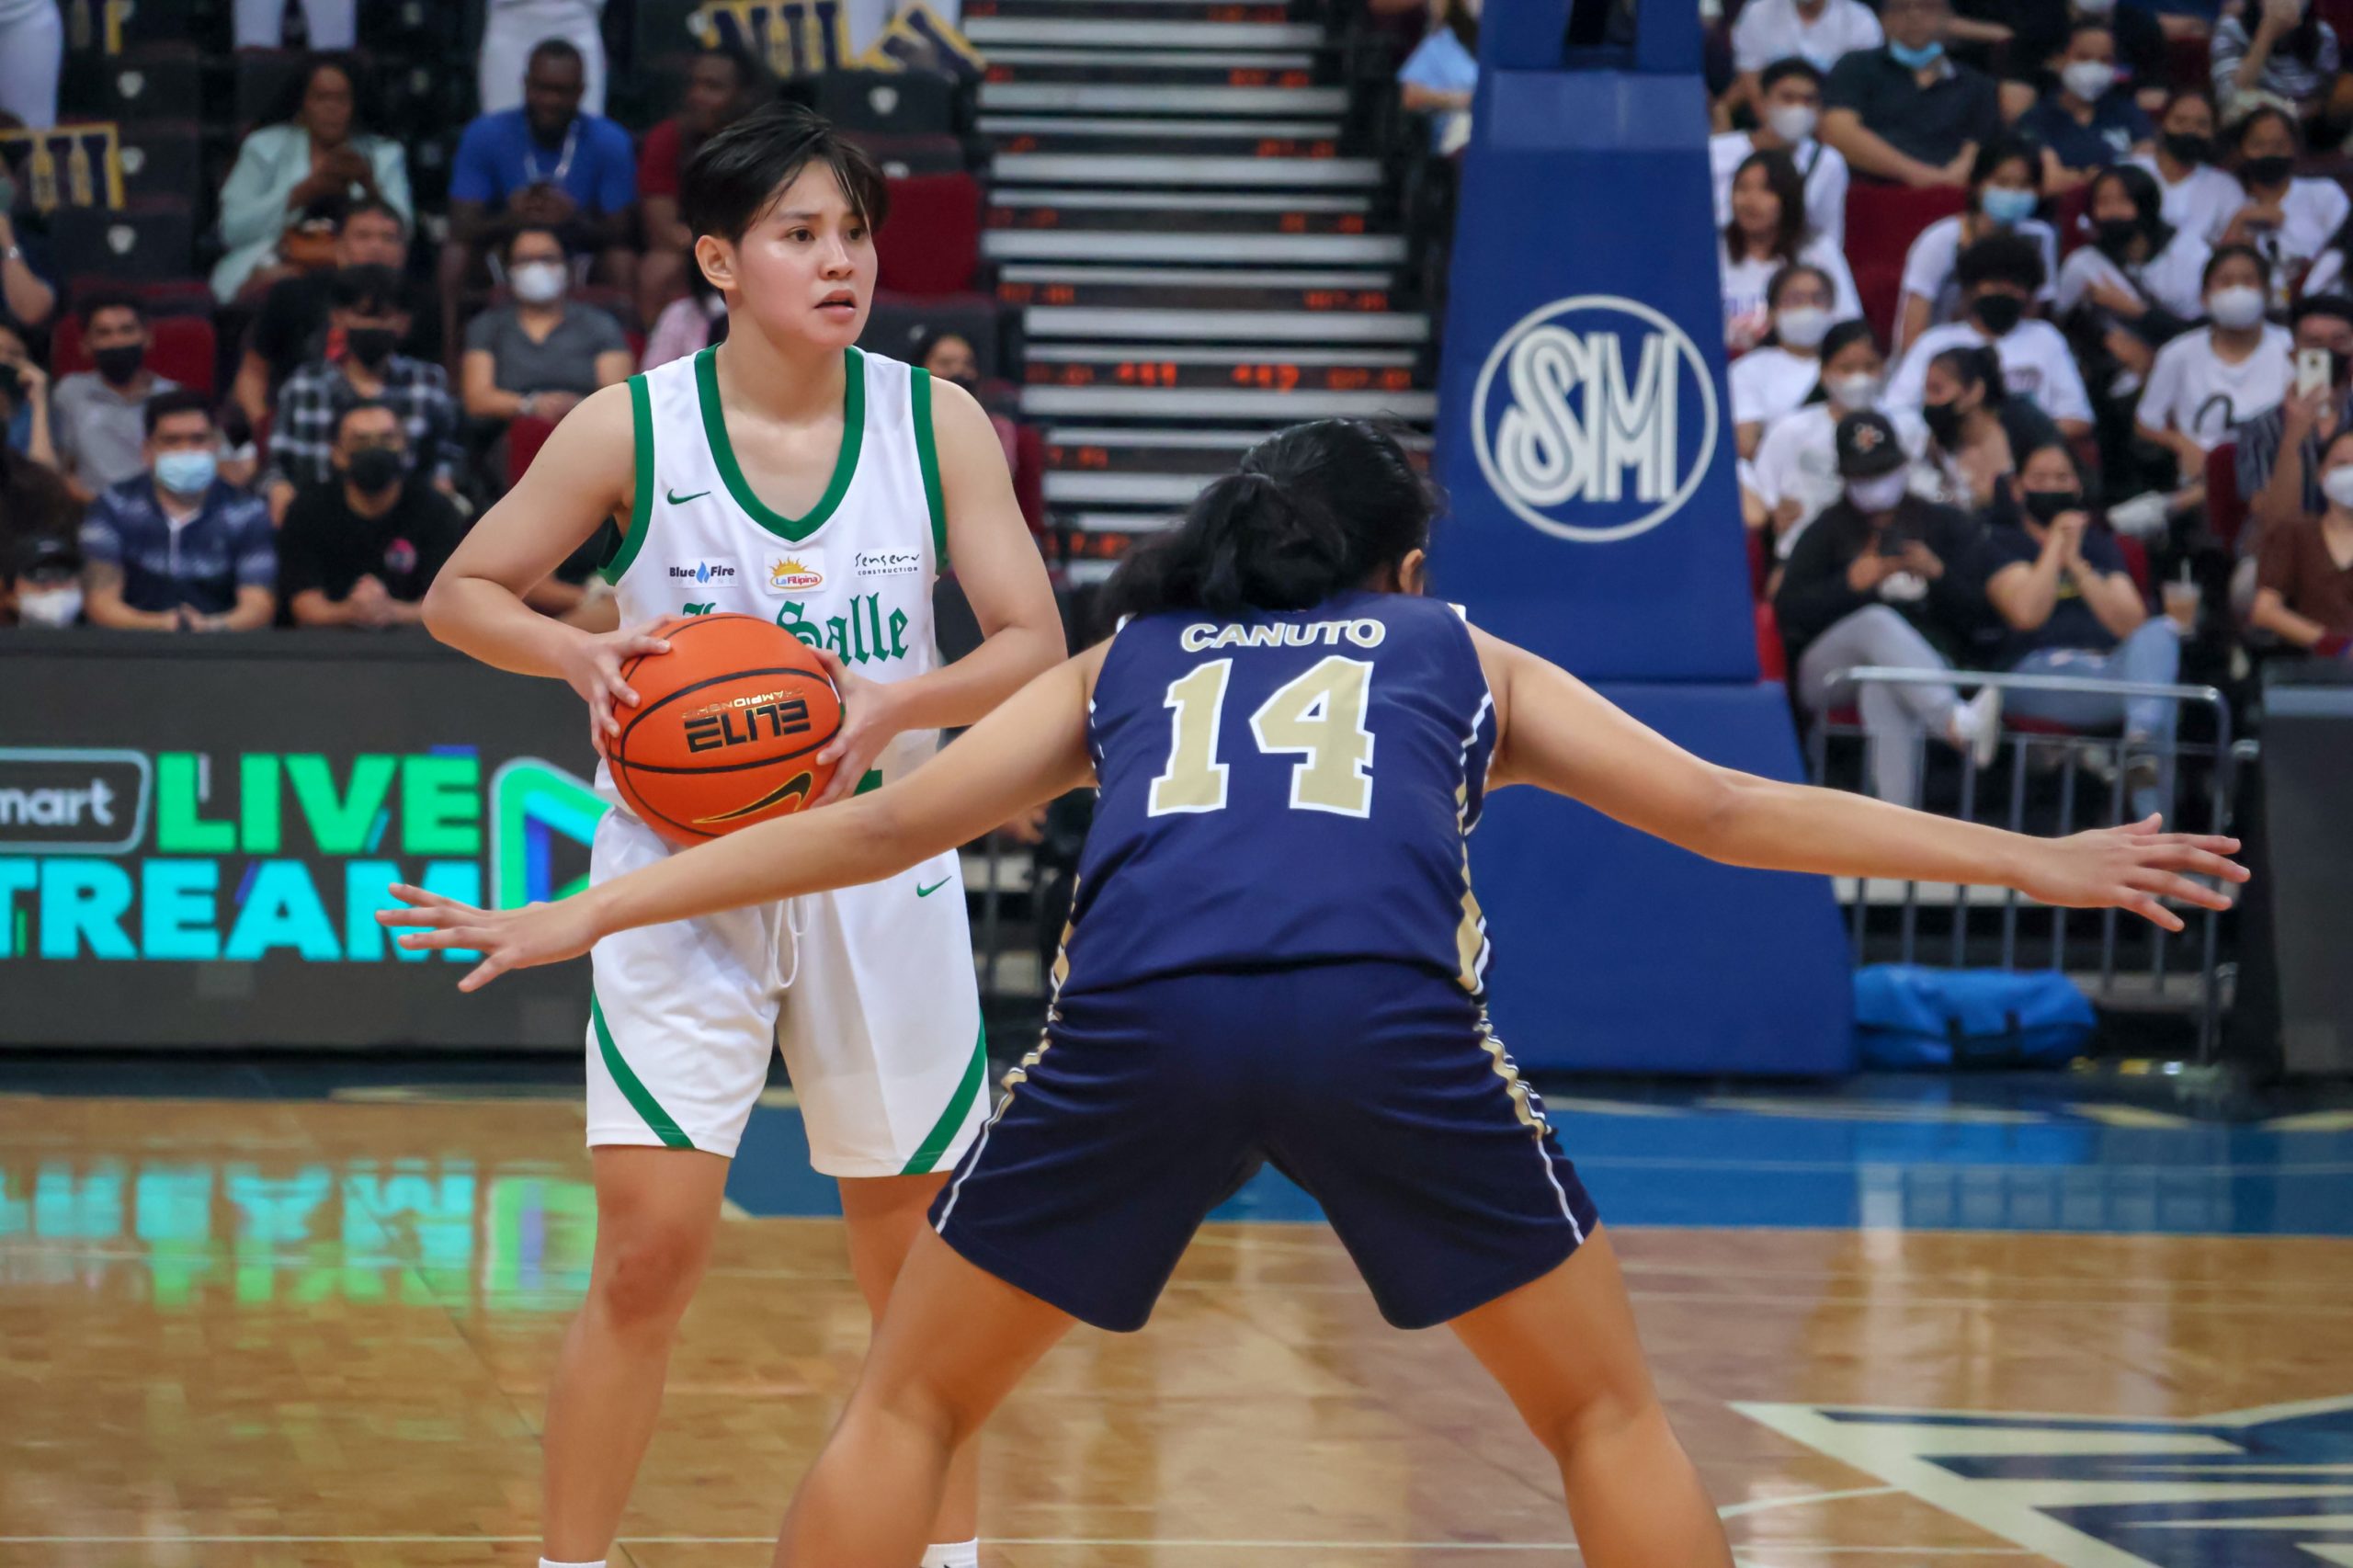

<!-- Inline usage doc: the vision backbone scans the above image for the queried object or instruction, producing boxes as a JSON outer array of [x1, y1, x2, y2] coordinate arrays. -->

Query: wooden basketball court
[[5, 1084, 2350, 1568]]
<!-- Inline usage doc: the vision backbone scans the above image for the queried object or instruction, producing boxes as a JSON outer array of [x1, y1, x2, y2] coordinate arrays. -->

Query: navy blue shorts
[[927, 960, 1600, 1333]]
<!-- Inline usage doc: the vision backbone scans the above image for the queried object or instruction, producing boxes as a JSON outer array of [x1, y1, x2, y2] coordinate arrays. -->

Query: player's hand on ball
[[2015, 815, 2246, 931], [809, 646, 902, 807], [377, 884, 600, 992], [562, 619, 672, 755]]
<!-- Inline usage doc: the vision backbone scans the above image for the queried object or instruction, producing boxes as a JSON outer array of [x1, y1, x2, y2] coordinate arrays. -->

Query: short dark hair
[[529, 37, 585, 74], [681, 100, 890, 244], [329, 263, 409, 317], [703, 40, 768, 95], [332, 397, 402, 443], [2323, 425, 2353, 464], [2067, 18, 2114, 46], [1958, 231, 2047, 292], [1758, 57, 1824, 96], [502, 223, 569, 263], [76, 288, 143, 329], [143, 387, 214, 437], [1970, 132, 2046, 198], [2232, 103, 2301, 152], [343, 196, 406, 234], [1765, 263, 1835, 312], [2292, 292, 2353, 330], [2202, 242, 2269, 291]]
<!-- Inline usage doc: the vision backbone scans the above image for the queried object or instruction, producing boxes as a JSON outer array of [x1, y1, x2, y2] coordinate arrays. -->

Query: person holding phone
[[2236, 293, 2353, 549]]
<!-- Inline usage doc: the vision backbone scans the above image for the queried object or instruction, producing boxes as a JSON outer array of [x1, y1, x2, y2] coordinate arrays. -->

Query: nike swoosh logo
[[667, 487, 710, 505], [916, 877, 952, 898], [694, 771, 813, 825]]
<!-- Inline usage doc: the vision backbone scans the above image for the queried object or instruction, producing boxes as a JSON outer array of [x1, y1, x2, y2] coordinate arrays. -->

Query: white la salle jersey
[[596, 343, 949, 809]]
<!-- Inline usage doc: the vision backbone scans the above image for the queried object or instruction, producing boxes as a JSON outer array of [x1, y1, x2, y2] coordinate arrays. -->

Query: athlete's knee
[[1519, 1369, 1662, 1464], [591, 1221, 710, 1331], [862, 1362, 994, 1451]]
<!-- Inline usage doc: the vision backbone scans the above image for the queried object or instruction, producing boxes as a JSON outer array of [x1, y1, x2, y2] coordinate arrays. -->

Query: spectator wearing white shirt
[[2055, 162, 2210, 425], [1912, 342, 2068, 513], [1728, 0, 1882, 115], [1733, 265, 1842, 456], [2129, 89, 2245, 245], [1892, 233, 2096, 438], [1709, 59, 1852, 248], [2136, 244, 2290, 501], [1721, 148, 1861, 356], [1753, 319, 1933, 557], [1894, 135, 2061, 357], [2217, 105, 2348, 307]]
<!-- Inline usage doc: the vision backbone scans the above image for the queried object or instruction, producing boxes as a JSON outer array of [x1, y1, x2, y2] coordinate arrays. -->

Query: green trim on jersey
[[694, 343, 865, 543], [900, 1019, 988, 1176], [598, 375, 656, 585], [911, 367, 948, 568], [591, 990, 694, 1150]]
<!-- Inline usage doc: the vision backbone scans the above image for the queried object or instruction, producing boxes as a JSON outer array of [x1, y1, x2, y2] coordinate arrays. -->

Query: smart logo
[[1470, 294, 1718, 544], [0, 747, 604, 963]]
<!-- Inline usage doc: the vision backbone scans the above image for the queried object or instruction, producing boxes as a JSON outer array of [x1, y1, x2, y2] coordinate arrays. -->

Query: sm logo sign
[[1470, 295, 1719, 544]]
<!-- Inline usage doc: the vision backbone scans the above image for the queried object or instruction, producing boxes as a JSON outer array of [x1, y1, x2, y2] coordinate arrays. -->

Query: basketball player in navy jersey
[[387, 420, 2245, 1568]]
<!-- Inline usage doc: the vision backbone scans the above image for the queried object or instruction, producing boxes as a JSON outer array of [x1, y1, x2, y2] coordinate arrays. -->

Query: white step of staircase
[[985, 230, 1405, 265], [981, 83, 1350, 116], [1022, 307, 1431, 343], [1026, 386, 1438, 418], [1001, 263, 1395, 289], [966, 17, 1327, 47], [994, 153, 1382, 187], [984, 46, 1319, 68], [978, 115, 1344, 140], [993, 187, 1370, 214]]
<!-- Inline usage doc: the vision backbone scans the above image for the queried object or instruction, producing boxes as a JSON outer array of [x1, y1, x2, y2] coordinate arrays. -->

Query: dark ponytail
[[1102, 419, 1436, 623]]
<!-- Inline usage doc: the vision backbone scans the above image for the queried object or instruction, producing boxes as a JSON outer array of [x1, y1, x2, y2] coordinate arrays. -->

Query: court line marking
[[1717, 1484, 1905, 1517]]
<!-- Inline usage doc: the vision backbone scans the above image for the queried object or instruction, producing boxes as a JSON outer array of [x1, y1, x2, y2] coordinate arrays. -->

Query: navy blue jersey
[[1060, 590, 1498, 999]]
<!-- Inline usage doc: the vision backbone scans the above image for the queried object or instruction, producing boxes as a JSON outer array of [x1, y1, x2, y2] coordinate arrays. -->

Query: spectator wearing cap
[[1891, 233, 2094, 439], [51, 290, 178, 501], [1710, 59, 1853, 249], [280, 400, 466, 630], [2236, 292, 2353, 544], [267, 264, 463, 523], [1820, 0, 2004, 189], [1776, 409, 2003, 805], [2018, 21, 2155, 190], [2130, 89, 2246, 245], [233, 198, 432, 427], [7, 532, 82, 627], [211, 53, 412, 305], [2252, 424, 2353, 657], [637, 44, 766, 324], [2218, 106, 2347, 302], [2135, 244, 2290, 498], [1719, 149, 1860, 356], [460, 225, 632, 436], [79, 391, 275, 631], [1894, 136, 2061, 356]]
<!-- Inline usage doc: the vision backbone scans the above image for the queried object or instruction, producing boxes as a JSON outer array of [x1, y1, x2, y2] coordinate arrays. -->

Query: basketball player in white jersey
[[420, 102, 1063, 1568]]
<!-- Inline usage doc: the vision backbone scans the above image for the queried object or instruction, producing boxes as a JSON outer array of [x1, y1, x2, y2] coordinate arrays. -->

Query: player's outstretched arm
[[1476, 630, 2246, 931], [381, 644, 1107, 990], [420, 384, 671, 744]]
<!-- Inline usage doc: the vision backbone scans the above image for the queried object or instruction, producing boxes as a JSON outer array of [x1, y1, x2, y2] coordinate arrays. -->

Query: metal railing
[[1815, 665, 2240, 1058]]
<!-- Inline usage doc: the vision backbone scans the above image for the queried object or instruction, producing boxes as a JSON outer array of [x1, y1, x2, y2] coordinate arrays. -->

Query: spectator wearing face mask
[[0, 438, 79, 623], [1912, 343, 2066, 512], [7, 532, 83, 627], [233, 198, 428, 428], [1711, 59, 1852, 249], [460, 225, 631, 436], [2131, 88, 2245, 244], [1892, 233, 2095, 439], [2136, 245, 2289, 499], [1733, 267, 1844, 455], [267, 264, 463, 524], [1720, 149, 1860, 356], [1776, 409, 2004, 804], [2211, 0, 2340, 125], [50, 290, 179, 501], [1894, 135, 2061, 356], [2057, 165, 2208, 335], [917, 329, 1047, 540], [1753, 320, 1933, 556], [0, 315, 53, 468], [2237, 292, 2353, 543], [1819, 0, 2003, 189], [2251, 423, 2353, 657], [280, 399, 465, 629], [1982, 441, 2181, 815], [1997, 0, 2169, 119], [79, 391, 276, 632], [2020, 22, 2156, 191], [2218, 105, 2347, 304]]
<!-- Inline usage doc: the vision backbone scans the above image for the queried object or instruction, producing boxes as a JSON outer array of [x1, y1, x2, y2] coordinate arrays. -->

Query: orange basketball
[[608, 613, 845, 849]]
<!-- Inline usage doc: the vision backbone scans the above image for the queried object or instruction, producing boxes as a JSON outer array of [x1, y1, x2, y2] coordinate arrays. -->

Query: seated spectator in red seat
[[1711, 59, 1853, 248], [2131, 88, 2245, 244], [2020, 22, 2157, 191], [1729, 0, 1882, 112], [2211, 0, 2340, 130], [2235, 292, 2353, 545], [233, 199, 432, 428], [2216, 105, 2347, 302], [1895, 136, 2060, 357], [1733, 265, 1843, 454], [80, 391, 276, 632], [461, 226, 633, 435], [2057, 165, 2210, 335], [1721, 150, 1861, 355], [0, 117, 56, 330], [2137, 244, 2290, 501], [1892, 233, 2096, 439], [6, 533, 85, 627], [51, 290, 179, 501], [1752, 319, 1932, 555], [1914, 341, 2067, 510], [267, 265, 464, 523], [918, 329, 1046, 538], [445, 38, 640, 321], [1982, 440, 2182, 814], [637, 44, 767, 325], [642, 262, 728, 370], [281, 400, 465, 630], [1775, 408, 2004, 803], [211, 54, 413, 305], [0, 317, 54, 468], [1821, 0, 2003, 189], [2250, 423, 2353, 654]]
